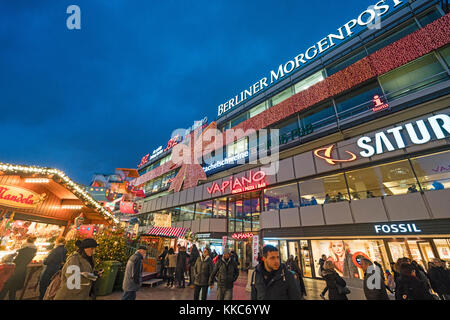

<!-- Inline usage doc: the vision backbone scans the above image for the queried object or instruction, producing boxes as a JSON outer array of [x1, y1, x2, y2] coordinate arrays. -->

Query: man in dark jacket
[[428, 258, 450, 300], [188, 245, 199, 287], [360, 258, 390, 300], [158, 246, 169, 280], [39, 236, 67, 300], [193, 247, 214, 300], [395, 263, 434, 300], [121, 245, 147, 300], [209, 248, 239, 300], [251, 245, 302, 300], [176, 246, 188, 288]]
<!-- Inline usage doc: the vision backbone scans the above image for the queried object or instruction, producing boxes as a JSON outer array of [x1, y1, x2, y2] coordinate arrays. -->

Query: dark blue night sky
[[1, 0, 376, 184]]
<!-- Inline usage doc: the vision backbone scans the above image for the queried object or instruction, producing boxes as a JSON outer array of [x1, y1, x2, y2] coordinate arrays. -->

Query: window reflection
[[299, 174, 349, 205], [264, 183, 300, 211], [410, 150, 450, 191]]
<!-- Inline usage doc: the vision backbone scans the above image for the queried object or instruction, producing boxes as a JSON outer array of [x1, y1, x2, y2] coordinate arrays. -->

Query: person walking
[[360, 258, 389, 300], [158, 246, 169, 281], [251, 245, 302, 300], [322, 260, 349, 300], [166, 248, 177, 288], [188, 244, 199, 287], [39, 236, 67, 300], [318, 254, 328, 299], [428, 258, 450, 300], [176, 246, 188, 288], [0, 236, 37, 300], [287, 255, 307, 299], [209, 248, 239, 300], [395, 263, 434, 300], [54, 238, 102, 300], [121, 245, 147, 300], [193, 247, 213, 300]]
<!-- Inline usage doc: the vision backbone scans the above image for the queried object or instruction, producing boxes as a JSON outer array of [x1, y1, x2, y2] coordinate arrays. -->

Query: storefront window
[[280, 240, 288, 263], [213, 198, 227, 218], [335, 81, 382, 120], [294, 70, 325, 94], [264, 183, 300, 211], [194, 201, 213, 219], [270, 87, 293, 107], [345, 160, 418, 200], [299, 101, 337, 132], [379, 53, 449, 101], [411, 150, 450, 191], [299, 173, 349, 205], [434, 239, 450, 260], [311, 239, 390, 279], [179, 204, 195, 221]]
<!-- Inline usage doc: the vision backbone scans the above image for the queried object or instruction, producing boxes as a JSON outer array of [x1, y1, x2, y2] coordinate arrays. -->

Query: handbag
[[337, 283, 351, 295]]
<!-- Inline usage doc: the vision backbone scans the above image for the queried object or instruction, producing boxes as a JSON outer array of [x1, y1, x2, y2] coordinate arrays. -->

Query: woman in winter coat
[[166, 248, 177, 288], [188, 245, 200, 286], [0, 236, 37, 300], [175, 246, 188, 288], [54, 238, 101, 300], [193, 247, 214, 300], [39, 236, 67, 300], [322, 260, 349, 300]]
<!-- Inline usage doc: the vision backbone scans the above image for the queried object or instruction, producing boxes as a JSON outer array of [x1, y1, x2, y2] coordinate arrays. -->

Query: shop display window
[[311, 239, 390, 279], [279, 240, 288, 263], [434, 239, 450, 261], [264, 183, 300, 211], [410, 150, 450, 192], [299, 173, 349, 205], [345, 160, 418, 200], [379, 53, 449, 101], [194, 201, 213, 220]]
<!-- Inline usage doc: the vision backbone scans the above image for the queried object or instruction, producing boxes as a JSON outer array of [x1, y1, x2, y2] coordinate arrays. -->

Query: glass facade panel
[[299, 173, 348, 205], [410, 151, 450, 191], [299, 102, 337, 131], [249, 102, 267, 118], [195, 201, 213, 219], [379, 53, 449, 101], [274, 117, 300, 146], [230, 113, 248, 128], [271, 87, 293, 107], [367, 22, 419, 54], [335, 82, 382, 120], [434, 239, 450, 260], [227, 138, 248, 157], [294, 70, 325, 94], [264, 183, 300, 211], [179, 204, 195, 221], [326, 49, 367, 76], [439, 45, 450, 69], [213, 198, 227, 218], [418, 8, 442, 27], [345, 160, 418, 200], [169, 208, 181, 223]]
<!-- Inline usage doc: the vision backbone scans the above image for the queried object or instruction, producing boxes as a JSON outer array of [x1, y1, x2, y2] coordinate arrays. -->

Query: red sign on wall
[[232, 232, 254, 240], [207, 170, 267, 195]]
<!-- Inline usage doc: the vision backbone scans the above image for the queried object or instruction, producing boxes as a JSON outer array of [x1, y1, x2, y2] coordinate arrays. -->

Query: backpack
[[43, 270, 62, 300]]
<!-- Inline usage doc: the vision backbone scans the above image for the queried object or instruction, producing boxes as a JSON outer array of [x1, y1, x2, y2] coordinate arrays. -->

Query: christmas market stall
[[0, 163, 118, 299]]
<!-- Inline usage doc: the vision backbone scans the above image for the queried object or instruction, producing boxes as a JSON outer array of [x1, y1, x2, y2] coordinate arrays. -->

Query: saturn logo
[[314, 145, 357, 165]]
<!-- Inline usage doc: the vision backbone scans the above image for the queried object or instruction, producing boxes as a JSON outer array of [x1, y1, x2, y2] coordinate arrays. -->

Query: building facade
[[134, 0, 450, 274]]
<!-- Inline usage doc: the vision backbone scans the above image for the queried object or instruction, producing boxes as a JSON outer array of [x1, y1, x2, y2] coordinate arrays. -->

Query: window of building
[[294, 70, 326, 94], [366, 21, 419, 54], [179, 204, 195, 221], [379, 53, 449, 101], [195, 201, 213, 219], [213, 198, 227, 218], [264, 183, 300, 211], [160, 154, 171, 166], [227, 137, 248, 157], [410, 150, 450, 192], [335, 81, 382, 120], [345, 160, 418, 200], [230, 112, 249, 128], [439, 45, 450, 68], [434, 239, 450, 260], [311, 239, 390, 279], [249, 102, 267, 118], [299, 173, 349, 205], [326, 48, 367, 76], [270, 87, 293, 107], [299, 101, 337, 132], [151, 177, 162, 193], [169, 207, 181, 223], [417, 8, 443, 28], [273, 117, 300, 146]]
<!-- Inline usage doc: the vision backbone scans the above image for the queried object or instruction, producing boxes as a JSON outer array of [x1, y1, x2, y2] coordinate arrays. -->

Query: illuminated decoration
[[61, 205, 83, 210], [313, 145, 357, 165], [372, 95, 389, 112], [164, 134, 181, 152], [138, 146, 163, 168], [70, 224, 98, 238], [207, 170, 267, 195], [352, 252, 372, 269], [0, 185, 47, 209], [119, 200, 139, 214], [203, 151, 249, 173], [374, 223, 422, 234], [24, 178, 49, 183], [0, 163, 119, 224], [232, 232, 254, 240]]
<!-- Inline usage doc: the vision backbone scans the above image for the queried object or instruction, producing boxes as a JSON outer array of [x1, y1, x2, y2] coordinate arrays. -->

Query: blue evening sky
[[1, 0, 388, 184]]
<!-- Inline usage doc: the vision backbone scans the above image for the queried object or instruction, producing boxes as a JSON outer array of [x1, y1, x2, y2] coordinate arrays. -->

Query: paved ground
[[98, 272, 383, 300]]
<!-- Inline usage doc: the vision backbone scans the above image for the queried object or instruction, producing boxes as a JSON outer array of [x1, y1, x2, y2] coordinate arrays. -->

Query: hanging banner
[[252, 235, 259, 267]]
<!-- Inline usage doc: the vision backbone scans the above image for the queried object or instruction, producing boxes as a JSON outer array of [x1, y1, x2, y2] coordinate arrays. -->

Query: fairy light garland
[[0, 162, 119, 225]]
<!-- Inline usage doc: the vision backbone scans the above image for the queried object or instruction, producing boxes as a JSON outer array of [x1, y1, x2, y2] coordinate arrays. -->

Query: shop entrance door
[[299, 240, 313, 278]]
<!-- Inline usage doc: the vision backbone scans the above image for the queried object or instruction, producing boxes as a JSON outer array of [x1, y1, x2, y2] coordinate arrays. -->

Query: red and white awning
[[145, 227, 188, 238]]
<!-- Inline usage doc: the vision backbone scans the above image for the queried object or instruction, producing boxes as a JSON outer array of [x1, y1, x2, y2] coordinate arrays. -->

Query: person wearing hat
[[209, 248, 239, 300], [54, 238, 101, 300], [122, 245, 147, 300]]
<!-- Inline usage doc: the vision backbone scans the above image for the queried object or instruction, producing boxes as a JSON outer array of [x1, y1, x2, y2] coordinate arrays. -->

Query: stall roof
[[0, 163, 119, 225], [144, 227, 188, 238]]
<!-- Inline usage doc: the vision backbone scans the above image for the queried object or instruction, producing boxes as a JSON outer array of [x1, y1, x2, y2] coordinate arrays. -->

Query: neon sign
[[372, 95, 389, 112], [164, 134, 181, 152], [374, 223, 422, 234], [0, 185, 46, 209], [314, 145, 357, 165], [232, 232, 254, 240], [207, 170, 267, 195]]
